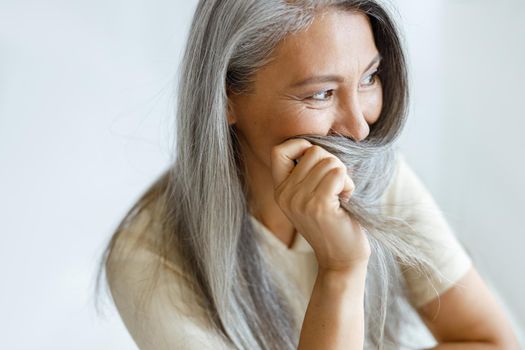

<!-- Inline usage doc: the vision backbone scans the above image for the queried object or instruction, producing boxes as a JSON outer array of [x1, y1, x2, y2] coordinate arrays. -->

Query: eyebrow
[[288, 53, 382, 89]]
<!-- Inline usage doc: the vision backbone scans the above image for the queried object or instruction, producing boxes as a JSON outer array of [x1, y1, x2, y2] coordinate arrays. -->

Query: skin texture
[[228, 8, 520, 349], [228, 10, 382, 249]]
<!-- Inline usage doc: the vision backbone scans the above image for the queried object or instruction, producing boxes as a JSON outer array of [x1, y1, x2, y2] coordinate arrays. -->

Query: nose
[[329, 94, 370, 142]]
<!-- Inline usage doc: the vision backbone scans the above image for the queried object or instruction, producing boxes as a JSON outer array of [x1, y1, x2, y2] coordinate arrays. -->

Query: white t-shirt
[[106, 153, 473, 349]]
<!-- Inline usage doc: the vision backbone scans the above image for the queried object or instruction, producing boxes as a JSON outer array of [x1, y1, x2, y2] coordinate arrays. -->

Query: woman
[[96, 0, 520, 349]]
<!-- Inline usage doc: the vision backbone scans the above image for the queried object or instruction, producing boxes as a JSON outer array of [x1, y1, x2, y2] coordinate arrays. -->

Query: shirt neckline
[[248, 213, 314, 254]]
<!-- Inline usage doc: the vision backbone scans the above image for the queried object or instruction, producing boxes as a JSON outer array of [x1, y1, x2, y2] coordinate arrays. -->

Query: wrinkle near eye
[[279, 93, 303, 102], [278, 97, 331, 117]]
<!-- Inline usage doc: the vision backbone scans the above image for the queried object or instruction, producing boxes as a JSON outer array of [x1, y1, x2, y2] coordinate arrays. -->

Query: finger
[[305, 159, 354, 201], [286, 145, 337, 187], [295, 156, 342, 194], [270, 138, 312, 188], [339, 172, 355, 201], [314, 166, 355, 202]]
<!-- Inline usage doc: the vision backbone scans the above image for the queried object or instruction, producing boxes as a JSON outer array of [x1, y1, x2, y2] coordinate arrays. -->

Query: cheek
[[362, 84, 383, 125], [261, 103, 329, 142], [235, 102, 327, 165]]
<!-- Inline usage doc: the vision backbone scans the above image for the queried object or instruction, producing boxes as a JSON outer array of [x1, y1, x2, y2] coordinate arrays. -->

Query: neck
[[241, 146, 296, 248]]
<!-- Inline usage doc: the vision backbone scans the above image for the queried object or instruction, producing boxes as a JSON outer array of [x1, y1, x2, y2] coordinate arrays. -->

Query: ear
[[226, 96, 237, 126]]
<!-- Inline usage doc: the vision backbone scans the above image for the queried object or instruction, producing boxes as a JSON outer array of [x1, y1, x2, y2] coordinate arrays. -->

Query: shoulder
[[107, 191, 165, 269], [378, 153, 473, 308], [106, 188, 187, 285], [381, 152, 418, 204], [380, 152, 440, 218], [105, 189, 230, 348], [105, 185, 194, 314]]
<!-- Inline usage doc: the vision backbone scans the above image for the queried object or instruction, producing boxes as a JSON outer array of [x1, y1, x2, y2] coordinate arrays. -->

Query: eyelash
[[305, 70, 380, 102]]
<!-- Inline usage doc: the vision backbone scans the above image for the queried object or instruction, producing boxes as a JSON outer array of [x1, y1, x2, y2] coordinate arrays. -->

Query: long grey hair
[[96, 0, 441, 349]]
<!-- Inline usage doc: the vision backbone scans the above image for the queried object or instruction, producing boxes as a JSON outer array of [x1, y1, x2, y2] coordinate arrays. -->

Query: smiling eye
[[307, 89, 334, 102], [360, 70, 379, 88]]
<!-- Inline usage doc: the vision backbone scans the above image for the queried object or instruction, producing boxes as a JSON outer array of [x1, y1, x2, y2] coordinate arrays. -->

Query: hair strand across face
[[95, 1, 436, 349]]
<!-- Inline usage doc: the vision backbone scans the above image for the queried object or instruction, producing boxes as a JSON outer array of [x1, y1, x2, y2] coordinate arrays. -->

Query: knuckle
[[298, 138, 312, 148], [318, 155, 344, 171], [308, 145, 324, 156], [328, 155, 345, 168], [331, 166, 345, 176], [322, 156, 339, 168]]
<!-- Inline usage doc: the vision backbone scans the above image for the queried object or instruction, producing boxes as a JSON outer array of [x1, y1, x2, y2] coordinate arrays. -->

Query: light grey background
[[0, 1, 523, 348]]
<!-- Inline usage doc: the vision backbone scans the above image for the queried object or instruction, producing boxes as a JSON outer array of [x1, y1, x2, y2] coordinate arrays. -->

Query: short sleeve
[[381, 153, 473, 308], [106, 210, 233, 350]]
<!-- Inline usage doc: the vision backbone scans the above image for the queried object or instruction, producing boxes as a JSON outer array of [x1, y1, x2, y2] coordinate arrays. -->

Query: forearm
[[297, 265, 368, 350]]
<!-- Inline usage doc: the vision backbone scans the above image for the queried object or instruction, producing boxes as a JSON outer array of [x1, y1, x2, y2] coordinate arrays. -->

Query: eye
[[306, 89, 334, 102], [360, 70, 380, 88]]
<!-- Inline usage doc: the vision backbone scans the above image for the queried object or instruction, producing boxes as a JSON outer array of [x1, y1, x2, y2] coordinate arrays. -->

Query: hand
[[270, 138, 371, 271]]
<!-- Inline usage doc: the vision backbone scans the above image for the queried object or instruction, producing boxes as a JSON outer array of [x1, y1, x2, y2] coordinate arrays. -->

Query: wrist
[[318, 259, 369, 276], [317, 264, 368, 292]]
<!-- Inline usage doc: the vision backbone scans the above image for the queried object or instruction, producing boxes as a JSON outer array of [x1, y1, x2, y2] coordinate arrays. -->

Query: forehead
[[260, 9, 378, 83]]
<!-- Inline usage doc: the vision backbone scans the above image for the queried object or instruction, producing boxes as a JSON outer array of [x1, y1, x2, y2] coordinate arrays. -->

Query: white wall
[[441, 0, 525, 338], [0, 1, 196, 349], [395, 0, 525, 342], [388, 1, 524, 344], [0, 1, 523, 348]]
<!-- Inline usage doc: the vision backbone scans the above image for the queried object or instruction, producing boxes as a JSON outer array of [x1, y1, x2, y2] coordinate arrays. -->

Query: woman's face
[[228, 9, 383, 169]]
